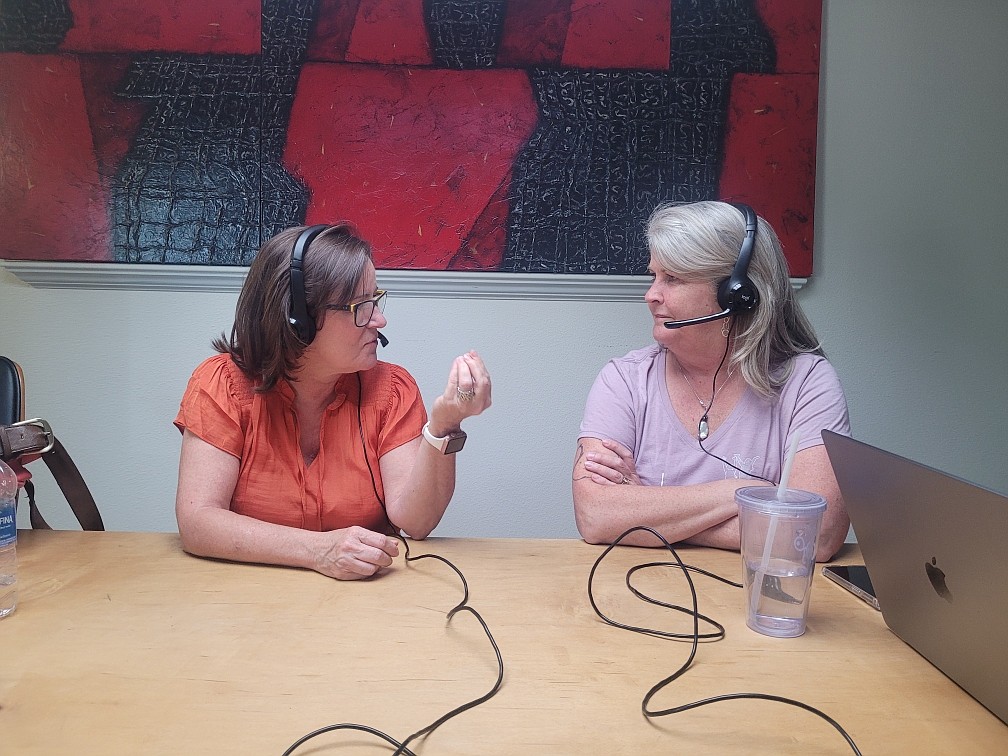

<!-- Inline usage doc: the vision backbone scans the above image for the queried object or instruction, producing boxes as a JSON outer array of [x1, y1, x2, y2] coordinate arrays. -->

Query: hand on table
[[316, 526, 400, 580]]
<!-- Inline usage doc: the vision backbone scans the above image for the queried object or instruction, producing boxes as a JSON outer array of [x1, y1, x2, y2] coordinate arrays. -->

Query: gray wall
[[807, 0, 1008, 489], [2, 0, 1006, 534]]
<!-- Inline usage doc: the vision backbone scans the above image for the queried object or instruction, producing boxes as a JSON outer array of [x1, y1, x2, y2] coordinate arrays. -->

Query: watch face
[[444, 432, 466, 454]]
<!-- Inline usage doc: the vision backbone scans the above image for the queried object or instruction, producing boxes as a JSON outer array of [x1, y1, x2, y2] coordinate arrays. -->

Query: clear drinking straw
[[750, 434, 802, 615], [777, 434, 801, 503]]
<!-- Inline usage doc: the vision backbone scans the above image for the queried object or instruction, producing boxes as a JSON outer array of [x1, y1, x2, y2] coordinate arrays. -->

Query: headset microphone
[[664, 308, 731, 329], [662, 203, 760, 331], [377, 331, 389, 347]]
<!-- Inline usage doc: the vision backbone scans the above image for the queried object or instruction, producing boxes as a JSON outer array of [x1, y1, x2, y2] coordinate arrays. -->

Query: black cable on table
[[281, 540, 503, 756], [588, 526, 863, 755]]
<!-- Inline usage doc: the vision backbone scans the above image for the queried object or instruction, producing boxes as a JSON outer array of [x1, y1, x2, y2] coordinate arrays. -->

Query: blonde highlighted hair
[[647, 201, 823, 398]]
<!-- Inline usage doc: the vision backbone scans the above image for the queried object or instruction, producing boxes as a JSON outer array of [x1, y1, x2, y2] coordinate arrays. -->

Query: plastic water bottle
[[0, 458, 18, 618]]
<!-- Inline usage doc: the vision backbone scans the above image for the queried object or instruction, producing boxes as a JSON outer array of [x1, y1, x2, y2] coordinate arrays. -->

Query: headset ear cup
[[717, 203, 761, 315], [290, 314, 315, 344], [288, 266, 314, 343], [289, 225, 328, 345], [718, 277, 759, 313], [288, 266, 316, 344]]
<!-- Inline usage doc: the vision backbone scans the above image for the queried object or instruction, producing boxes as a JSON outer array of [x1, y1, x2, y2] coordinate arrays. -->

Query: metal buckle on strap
[[12, 418, 55, 455]]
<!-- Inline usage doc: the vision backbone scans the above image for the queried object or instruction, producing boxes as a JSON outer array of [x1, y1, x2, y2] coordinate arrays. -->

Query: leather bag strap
[[23, 480, 52, 530], [2, 421, 104, 531], [40, 438, 104, 531]]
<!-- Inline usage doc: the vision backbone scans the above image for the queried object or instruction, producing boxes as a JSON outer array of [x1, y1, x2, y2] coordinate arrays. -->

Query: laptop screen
[[822, 430, 1008, 726]]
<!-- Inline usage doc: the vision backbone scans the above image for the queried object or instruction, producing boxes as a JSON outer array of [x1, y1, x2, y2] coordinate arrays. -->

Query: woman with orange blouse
[[174, 224, 491, 580]]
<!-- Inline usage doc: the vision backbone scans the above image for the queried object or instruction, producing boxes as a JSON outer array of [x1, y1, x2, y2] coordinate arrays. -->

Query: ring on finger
[[457, 386, 476, 401], [620, 475, 630, 484]]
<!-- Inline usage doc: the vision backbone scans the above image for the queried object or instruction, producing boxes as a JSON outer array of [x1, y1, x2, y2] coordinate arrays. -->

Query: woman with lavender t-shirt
[[573, 202, 851, 561]]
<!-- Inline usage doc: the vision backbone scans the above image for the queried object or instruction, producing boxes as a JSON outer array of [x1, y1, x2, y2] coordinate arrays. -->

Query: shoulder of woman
[[360, 362, 420, 406], [792, 352, 839, 379], [601, 343, 662, 379], [588, 346, 661, 408], [188, 353, 256, 405], [785, 354, 846, 399], [615, 343, 662, 366]]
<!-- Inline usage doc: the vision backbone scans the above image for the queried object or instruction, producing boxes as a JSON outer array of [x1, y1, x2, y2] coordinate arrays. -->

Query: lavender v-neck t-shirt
[[578, 344, 850, 486]]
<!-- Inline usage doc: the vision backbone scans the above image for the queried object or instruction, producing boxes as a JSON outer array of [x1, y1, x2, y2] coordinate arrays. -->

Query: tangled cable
[[281, 537, 504, 756], [588, 526, 862, 755]]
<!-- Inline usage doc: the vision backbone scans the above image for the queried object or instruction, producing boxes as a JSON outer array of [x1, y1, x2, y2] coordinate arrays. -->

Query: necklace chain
[[677, 362, 734, 412]]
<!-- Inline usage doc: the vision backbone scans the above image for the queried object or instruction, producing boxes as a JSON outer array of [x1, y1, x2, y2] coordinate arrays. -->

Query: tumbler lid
[[735, 485, 827, 515]]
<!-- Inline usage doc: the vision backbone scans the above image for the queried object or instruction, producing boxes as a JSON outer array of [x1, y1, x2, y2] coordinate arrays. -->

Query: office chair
[[0, 355, 104, 531]]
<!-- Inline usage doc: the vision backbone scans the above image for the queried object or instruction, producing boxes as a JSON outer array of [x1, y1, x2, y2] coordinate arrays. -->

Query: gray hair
[[646, 201, 823, 398]]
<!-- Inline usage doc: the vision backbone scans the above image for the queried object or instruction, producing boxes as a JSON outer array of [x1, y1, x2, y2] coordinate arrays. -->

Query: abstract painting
[[0, 0, 821, 275]]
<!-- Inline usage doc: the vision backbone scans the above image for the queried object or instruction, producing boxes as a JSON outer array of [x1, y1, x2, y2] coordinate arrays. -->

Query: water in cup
[[744, 558, 813, 636], [737, 485, 826, 638]]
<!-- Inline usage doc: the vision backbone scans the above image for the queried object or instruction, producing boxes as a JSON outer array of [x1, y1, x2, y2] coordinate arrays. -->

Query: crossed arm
[[572, 437, 849, 561]]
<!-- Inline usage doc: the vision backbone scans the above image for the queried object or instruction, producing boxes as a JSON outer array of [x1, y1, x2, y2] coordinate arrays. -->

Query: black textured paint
[[111, 0, 314, 264], [502, 0, 774, 274], [424, 0, 507, 69], [0, 0, 72, 53]]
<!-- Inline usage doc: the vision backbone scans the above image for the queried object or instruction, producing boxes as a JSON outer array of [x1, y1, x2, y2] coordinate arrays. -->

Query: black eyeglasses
[[324, 290, 387, 327]]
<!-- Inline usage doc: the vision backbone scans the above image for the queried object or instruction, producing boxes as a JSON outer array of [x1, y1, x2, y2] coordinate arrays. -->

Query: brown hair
[[213, 224, 373, 391]]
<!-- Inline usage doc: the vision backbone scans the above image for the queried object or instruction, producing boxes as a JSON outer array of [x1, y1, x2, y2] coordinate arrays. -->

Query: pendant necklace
[[678, 363, 734, 441]]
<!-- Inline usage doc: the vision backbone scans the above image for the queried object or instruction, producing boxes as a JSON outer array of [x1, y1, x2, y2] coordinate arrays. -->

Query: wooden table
[[2, 531, 1006, 754]]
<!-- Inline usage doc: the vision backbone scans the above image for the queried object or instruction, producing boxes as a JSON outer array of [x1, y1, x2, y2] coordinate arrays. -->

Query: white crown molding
[[1, 260, 807, 300]]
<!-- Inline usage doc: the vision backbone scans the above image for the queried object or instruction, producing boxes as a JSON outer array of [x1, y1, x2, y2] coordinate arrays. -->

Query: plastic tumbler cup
[[736, 486, 826, 638]]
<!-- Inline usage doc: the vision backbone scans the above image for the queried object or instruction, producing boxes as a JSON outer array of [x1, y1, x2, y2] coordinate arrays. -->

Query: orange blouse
[[174, 354, 426, 533]]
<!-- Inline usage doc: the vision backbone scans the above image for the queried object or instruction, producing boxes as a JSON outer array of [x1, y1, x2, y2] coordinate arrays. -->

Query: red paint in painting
[[61, 0, 260, 55], [498, 0, 570, 67], [718, 74, 819, 276], [453, 175, 514, 269], [78, 56, 149, 189], [561, 0, 670, 71], [756, 0, 823, 74], [283, 64, 537, 269], [308, 0, 362, 62], [0, 54, 111, 260], [344, 0, 433, 65]]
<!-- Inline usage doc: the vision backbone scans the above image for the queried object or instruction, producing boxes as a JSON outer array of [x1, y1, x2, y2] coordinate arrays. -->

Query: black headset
[[663, 203, 761, 330], [288, 224, 389, 348], [717, 203, 760, 313], [288, 224, 329, 344]]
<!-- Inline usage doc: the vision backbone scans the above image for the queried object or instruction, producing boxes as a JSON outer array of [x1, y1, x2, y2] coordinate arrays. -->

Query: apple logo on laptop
[[925, 557, 953, 602]]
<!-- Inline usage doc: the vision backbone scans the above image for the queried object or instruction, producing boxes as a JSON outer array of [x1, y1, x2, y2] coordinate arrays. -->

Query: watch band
[[422, 422, 467, 454]]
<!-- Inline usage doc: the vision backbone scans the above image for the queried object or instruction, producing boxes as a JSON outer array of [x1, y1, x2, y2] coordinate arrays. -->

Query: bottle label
[[0, 508, 15, 546]]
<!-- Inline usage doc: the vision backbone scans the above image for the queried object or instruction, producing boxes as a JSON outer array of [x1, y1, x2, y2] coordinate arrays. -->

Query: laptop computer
[[822, 430, 1008, 726]]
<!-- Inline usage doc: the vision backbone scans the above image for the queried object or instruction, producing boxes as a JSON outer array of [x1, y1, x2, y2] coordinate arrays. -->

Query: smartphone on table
[[821, 564, 881, 611]]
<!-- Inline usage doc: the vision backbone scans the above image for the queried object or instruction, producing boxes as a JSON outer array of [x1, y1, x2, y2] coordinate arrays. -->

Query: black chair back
[[1, 355, 25, 427]]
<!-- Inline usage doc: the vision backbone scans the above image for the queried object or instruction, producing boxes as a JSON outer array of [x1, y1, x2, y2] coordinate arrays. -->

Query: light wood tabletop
[[2, 530, 1005, 754]]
